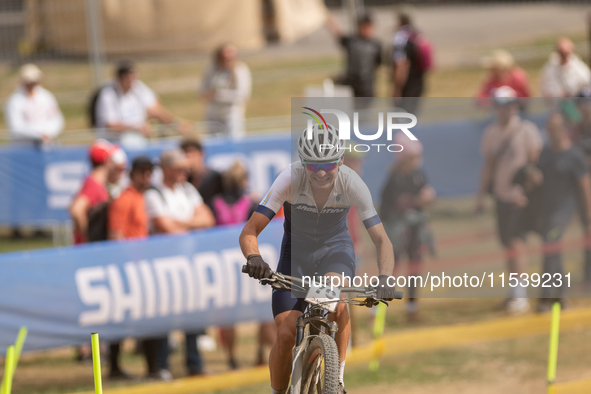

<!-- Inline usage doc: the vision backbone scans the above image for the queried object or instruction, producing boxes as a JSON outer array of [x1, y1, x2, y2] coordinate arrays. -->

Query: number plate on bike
[[305, 282, 341, 313]]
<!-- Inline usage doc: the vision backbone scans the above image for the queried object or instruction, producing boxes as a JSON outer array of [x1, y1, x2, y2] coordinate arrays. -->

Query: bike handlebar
[[242, 264, 403, 300]]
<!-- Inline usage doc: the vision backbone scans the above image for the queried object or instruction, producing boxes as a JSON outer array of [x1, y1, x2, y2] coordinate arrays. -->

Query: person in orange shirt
[[108, 156, 154, 240], [105, 156, 153, 379]]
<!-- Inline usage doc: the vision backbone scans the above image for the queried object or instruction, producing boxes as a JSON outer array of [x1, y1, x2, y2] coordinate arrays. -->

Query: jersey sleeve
[[348, 170, 381, 229], [255, 165, 291, 220]]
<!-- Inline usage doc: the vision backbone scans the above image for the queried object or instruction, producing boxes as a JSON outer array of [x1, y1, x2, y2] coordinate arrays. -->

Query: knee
[[334, 302, 349, 320], [275, 324, 296, 350]]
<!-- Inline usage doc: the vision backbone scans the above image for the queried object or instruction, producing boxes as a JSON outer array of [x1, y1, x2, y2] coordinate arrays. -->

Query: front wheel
[[300, 333, 340, 394]]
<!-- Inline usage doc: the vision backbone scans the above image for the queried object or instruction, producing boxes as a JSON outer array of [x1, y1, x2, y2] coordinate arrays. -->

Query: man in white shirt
[[199, 44, 251, 139], [5, 64, 64, 145], [95, 61, 189, 147], [540, 37, 591, 98], [143, 149, 215, 380]]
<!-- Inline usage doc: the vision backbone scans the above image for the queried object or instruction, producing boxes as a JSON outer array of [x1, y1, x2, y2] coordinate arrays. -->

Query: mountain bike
[[242, 266, 403, 394]]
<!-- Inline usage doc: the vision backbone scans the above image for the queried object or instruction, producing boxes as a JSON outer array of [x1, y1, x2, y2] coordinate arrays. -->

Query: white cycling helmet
[[297, 123, 346, 162]]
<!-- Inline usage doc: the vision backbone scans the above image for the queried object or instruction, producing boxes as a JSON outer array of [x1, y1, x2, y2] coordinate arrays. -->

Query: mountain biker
[[239, 124, 397, 394]]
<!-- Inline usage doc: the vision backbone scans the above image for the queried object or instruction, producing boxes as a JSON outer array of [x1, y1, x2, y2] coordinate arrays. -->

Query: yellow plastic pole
[[547, 302, 561, 394], [2, 346, 15, 394], [91, 333, 103, 394], [369, 302, 387, 371], [13, 327, 27, 371]]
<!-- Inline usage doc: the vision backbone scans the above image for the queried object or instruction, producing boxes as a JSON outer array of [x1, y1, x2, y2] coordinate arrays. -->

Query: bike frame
[[290, 306, 339, 393]]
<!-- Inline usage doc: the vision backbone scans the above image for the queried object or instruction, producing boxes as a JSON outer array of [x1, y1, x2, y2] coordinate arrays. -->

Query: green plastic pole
[[91, 333, 103, 394], [547, 302, 561, 394]]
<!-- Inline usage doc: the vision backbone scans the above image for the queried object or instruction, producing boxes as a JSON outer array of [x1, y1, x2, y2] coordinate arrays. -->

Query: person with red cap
[[69, 139, 126, 244], [69, 139, 128, 372], [380, 131, 436, 322]]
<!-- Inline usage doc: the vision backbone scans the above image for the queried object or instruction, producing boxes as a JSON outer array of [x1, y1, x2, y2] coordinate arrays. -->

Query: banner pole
[[547, 302, 561, 394], [91, 333, 103, 394], [369, 302, 387, 371], [13, 327, 27, 371], [2, 346, 15, 394]]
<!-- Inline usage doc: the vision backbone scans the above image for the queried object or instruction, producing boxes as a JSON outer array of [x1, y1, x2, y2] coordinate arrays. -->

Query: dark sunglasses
[[301, 159, 340, 173]]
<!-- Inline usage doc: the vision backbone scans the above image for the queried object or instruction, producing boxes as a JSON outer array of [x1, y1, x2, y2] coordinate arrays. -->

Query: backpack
[[88, 86, 104, 128], [87, 202, 110, 242], [409, 32, 434, 73], [212, 195, 252, 225]]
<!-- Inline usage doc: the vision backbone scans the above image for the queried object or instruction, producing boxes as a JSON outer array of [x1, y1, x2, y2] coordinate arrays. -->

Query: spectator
[[180, 138, 224, 208], [474, 87, 543, 314], [380, 132, 435, 322], [104, 156, 153, 379], [95, 61, 190, 148], [533, 113, 591, 310], [540, 37, 591, 98], [572, 91, 591, 285], [210, 161, 258, 369], [108, 156, 153, 240], [477, 49, 530, 106], [5, 63, 64, 145], [199, 44, 252, 138], [573, 88, 591, 157], [143, 149, 215, 380], [391, 6, 432, 114], [326, 12, 382, 98], [69, 139, 126, 365]]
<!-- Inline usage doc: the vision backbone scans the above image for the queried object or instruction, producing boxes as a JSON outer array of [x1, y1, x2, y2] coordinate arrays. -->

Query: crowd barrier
[[0, 221, 283, 353]]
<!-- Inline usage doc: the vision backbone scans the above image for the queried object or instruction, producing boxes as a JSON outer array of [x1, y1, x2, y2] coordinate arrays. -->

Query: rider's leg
[[325, 271, 351, 362], [328, 300, 350, 362], [269, 310, 302, 391]]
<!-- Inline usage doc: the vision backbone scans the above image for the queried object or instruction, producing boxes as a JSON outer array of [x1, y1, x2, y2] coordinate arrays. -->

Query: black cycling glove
[[376, 274, 397, 301], [246, 254, 272, 280]]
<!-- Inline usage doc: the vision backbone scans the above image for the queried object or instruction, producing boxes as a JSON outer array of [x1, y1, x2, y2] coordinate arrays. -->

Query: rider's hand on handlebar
[[246, 254, 272, 280], [375, 274, 397, 301]]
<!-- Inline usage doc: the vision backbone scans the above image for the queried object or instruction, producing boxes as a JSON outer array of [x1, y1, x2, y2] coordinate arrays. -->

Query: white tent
[[24, 0, 327, 55]]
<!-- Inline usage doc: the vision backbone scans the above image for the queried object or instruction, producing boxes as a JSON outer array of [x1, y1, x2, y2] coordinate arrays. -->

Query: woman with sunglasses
[[239, 123, 397, 394]]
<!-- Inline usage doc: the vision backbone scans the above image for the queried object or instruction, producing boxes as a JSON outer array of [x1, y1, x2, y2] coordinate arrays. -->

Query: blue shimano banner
[[0, 134, 292, 226], [0, 221, 283, 353]]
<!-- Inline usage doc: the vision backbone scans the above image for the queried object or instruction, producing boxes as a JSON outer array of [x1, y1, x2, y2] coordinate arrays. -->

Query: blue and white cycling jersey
[[255, 161, 381, 248]]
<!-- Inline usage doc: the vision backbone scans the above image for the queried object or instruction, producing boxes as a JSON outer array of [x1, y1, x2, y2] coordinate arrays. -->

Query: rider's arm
[[239, 212, 272, 257], [347, 168, 396, 275], [240, 164, 290, 260], [367, 223, 395, 276]]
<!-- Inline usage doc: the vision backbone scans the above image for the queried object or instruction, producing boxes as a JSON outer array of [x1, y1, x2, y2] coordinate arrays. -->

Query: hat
[[131, 156, 154, 172], [159, 149, 188, 168], [482, 49, 515, 70], [493, 85, 518, 106], [20, 64, 42, 84], [111, 147, 128, 166], [89, 139, 117, 165]]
